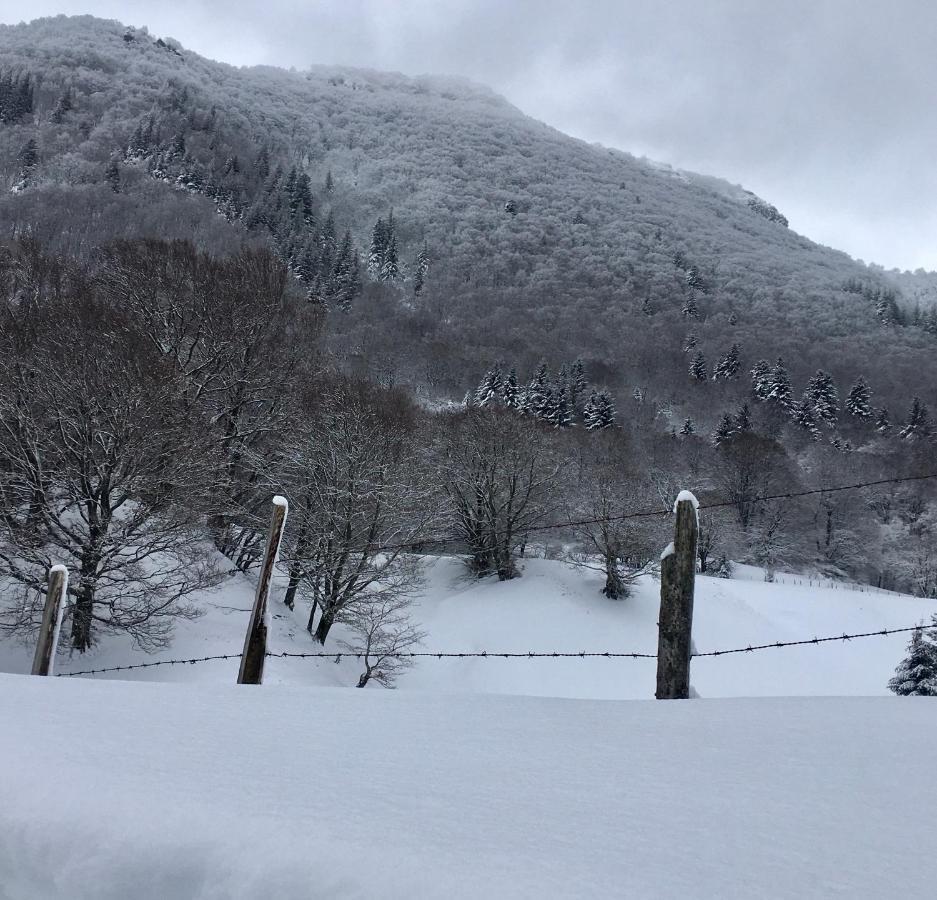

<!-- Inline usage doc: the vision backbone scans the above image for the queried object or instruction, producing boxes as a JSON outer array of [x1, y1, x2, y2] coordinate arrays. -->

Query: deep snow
[[1, 676, 935, 899], [1, 555, 933, 699]]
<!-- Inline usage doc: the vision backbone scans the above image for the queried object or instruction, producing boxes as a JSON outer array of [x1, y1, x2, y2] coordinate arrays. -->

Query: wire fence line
[[53, 623, 931, 677], [373, 470, 937, 553]]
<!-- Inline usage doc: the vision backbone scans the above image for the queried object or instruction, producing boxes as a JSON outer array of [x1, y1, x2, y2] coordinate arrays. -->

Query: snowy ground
[[1, 676, 935, 899], [1, 555, 933, 698]]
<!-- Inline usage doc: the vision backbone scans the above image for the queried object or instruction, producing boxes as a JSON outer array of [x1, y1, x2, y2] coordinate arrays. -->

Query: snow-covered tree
[[875, 407, 892, 435], [845, 376, 873, 419], [888, 622, 937, 696], [475, 365, 504, 406], [804, 370, 839, 427], [751, 359, 771, 400], [689, 350, 707, 382], [791, 393, 822, 440], [899, 397, 932, 440], [680, 417, 695, 435], [712, 343, 741, 380], [502, 367, 519, 408], [764, 358, 793, 410], [712, 413, 735, 446], [734, 403, 753, 432], [413, 241, 429, 296], [683, 332, 698, 353], [583, 390, 616, 429]]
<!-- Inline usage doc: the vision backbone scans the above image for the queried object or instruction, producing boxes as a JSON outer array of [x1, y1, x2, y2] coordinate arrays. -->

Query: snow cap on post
[[674, 490, 700, 528]]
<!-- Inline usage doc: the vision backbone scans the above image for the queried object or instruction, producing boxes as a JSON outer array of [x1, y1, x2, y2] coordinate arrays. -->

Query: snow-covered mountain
[[1, 14, 936, 417]]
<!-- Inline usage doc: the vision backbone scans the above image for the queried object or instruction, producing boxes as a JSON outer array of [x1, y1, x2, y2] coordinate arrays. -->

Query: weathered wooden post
[[31, 565, 69, 676], [237, 495, 289, 685], [656, 491, 699, 699]]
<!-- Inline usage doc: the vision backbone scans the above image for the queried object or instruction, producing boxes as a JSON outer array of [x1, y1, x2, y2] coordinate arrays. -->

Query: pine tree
[[875, 407, 892, 435], [689, 350, 707, 382], [804, 370, 839, 427], [583, 390, 616, 429], [899, 397, 933, 440], [547, 384, 572, 428], [751, 359, 771, 400], [367, 218, 386, 279], [682, 295, 699, 319], [845, 376, 873, 419], [734, 403, 753, 432], [413, 241, 429, 296], [680, 417, 695, 435], [791, 393, 822, 440], [712, 413, 735, 446], [525, 363, 550, 417], [569, 358, 587, 411], [475, 366, 505, 406], [380, 230, 399, 282], [712, 343, 741, 380], [764, 358, 793, 410], [683, 332, 697, 353], [325, 169, 334, 194], [104, 157, 121, 193], [888, 623, 937, 696], [502, 368, 519, 408]]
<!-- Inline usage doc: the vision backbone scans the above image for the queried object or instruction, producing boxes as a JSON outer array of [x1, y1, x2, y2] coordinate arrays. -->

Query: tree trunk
[[71, 583, 94, 652], [305, 598, 318, 634], [284, 560, 302, 610], [356, 669, 371, 688], [314, 605, 335, 644]]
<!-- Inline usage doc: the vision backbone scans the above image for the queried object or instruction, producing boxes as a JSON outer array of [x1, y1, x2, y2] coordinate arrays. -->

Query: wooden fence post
[[237, 496, 289, 685], [656, 491, 699, 699], [31, 565, 69, 676]]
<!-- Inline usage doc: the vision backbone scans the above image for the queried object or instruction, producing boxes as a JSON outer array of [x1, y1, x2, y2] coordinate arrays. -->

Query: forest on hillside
[[1, 16, 937, 661]]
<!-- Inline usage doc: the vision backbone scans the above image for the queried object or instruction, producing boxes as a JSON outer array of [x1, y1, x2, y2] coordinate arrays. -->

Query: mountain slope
[[0, 14, 935, 424]]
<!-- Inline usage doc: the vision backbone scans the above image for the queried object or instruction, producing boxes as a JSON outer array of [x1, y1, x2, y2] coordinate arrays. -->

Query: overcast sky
[[4, 0, 936, 271]]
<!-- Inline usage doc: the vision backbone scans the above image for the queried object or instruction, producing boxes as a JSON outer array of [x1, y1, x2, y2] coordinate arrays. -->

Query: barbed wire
[[372, 471, 937, 553], [55, 623, 931, 675], [56, 653, 241, 677]]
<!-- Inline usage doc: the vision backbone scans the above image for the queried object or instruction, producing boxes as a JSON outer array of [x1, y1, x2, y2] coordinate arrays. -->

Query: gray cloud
[[5, 0, 936, 270]]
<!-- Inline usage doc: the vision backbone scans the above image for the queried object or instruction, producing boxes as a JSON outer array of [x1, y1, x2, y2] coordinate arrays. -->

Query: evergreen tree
[[569, 358, 587, 411], [791, 393, 822, 440], [104, 157, 121, 193], [689, 350, 707, 382], [413, 241, 429, 296], [367, 217, 386, 279], [325, 169, 334, 194], [545, 384, 572, 428], [502, 368, 519, 408], [899, 397, 933, 440], [583, 390, 616, 429], [525, 363, 550, 417], [683, 332, 697, 353], [380, 230, 399, 282], [475, 366, 505, 406], [804, 369, 839, 427], [712, 343, 741, 380], [734, 403, 753, 432], [888, 623, 937, 696], [751, 359, 771, 400], [682, 295, 699, 319], [845, 376, 873, 419], [764, 358, 793, 410], [712, 413, 735, 446], [875, 407, 892, 435], [680, 417, 695, 436]]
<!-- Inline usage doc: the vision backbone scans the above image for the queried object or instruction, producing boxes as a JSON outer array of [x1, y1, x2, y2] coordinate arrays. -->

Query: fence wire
[[54, 623, 930, 676]]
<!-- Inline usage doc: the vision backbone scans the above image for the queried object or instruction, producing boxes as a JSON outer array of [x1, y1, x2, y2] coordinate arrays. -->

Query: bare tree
[[339, 585, 426, 688], [93, 240, 314, 571], [0, 280, 220, 651], [440, 408, 559, 580], [275, 381, 435, 645]]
